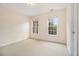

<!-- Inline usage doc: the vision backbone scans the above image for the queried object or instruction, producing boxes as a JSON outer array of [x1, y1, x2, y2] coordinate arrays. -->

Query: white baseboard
[[31, 38, 66, 45], [0, 38, 27, 48]]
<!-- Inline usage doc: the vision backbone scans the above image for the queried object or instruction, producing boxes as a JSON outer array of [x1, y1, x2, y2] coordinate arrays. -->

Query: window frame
[[33, 20, 38, 34], [48, 17, 58, 36]]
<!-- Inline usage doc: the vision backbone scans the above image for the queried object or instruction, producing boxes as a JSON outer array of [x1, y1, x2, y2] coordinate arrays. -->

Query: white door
[[67, 3, 78, 56], [78, 4, 79, 56]]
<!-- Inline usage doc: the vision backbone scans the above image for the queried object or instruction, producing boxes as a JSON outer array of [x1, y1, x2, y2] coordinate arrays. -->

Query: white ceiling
[[0, 3, 69, 16]]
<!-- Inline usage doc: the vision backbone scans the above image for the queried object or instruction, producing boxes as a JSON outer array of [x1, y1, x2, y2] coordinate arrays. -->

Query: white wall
[[30, 9, 67, 44], [0, 6, 30, 47], [66, 4, 74, 56]]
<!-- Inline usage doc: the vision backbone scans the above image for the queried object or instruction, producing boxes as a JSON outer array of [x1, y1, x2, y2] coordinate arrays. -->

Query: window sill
[[49, 34, 57, 37]]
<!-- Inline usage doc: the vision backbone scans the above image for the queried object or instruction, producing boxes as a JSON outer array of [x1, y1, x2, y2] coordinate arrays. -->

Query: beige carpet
[[0, 39, 67, 56]]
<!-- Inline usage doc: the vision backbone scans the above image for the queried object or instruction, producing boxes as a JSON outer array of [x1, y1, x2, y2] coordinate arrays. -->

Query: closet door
[[67, 4, 78, 56], [73, 4, 78, 56]]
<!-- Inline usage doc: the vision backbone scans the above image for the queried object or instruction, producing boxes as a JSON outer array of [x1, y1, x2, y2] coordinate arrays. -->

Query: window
[[33, 21, 38, 34], [48, 17, 58, 35]]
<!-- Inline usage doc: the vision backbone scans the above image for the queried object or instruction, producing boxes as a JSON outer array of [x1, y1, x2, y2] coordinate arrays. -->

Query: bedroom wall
[[0, 6, 30, 47], [30, 9, 67, 44]]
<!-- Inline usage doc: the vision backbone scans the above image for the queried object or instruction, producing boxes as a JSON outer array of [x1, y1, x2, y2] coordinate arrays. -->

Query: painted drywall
[[66, 4, 73, 56], [66, 4, 75, 56], [0, 7, 30, 47], [30, 9, 67, 44]]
